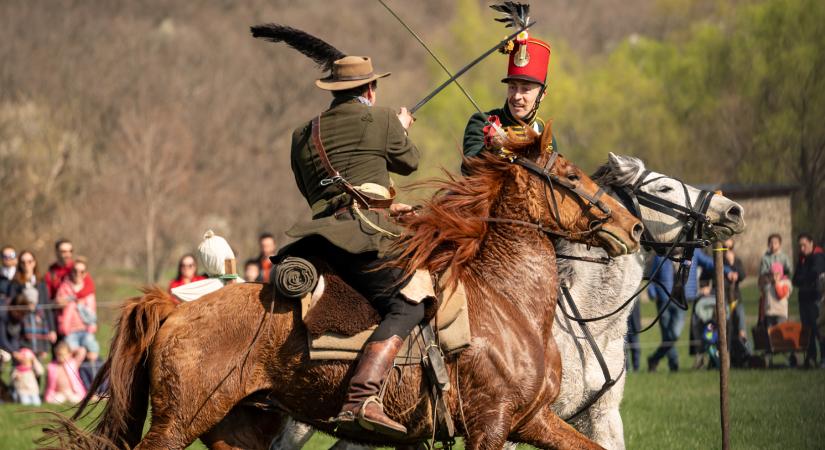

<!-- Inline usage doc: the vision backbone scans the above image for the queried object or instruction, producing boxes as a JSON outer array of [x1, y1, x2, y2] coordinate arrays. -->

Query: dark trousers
[[329, 250, 425, 343], [799, 300, 824, 363], [649, 299, 686, 370], [626, 302, 641, 371]]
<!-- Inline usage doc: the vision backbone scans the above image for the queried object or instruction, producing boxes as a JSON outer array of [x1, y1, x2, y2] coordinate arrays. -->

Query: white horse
[[270, 153, 746, 450]]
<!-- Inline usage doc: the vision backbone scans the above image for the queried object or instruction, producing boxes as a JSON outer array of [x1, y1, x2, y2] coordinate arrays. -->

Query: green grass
[[1, 278, 822, 449]]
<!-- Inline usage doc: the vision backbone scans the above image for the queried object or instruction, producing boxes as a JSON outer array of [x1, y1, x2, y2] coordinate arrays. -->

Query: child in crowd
[[79, 349, 104, 393], [765, 262, 793, 326], [244, 258, 261, 282], [760, 234, 793, 279], [11, 348, 44, 406], [15, 287, 57, 359], [44, 342, 87, 404]]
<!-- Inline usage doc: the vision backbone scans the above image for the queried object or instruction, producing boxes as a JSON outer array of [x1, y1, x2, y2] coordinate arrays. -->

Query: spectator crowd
[[0, 239, 101, 405], [0, 232, 278, 406], [627, 231, 825, 373]]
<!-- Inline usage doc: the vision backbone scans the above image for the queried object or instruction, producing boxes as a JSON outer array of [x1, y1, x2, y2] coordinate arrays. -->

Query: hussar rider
[[462, 32, 556, 165], [252, 26, 423, 437]]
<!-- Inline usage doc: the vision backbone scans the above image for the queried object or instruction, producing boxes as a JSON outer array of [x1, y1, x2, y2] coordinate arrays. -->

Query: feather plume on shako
[[491, 2, 531, 55], [490, 1, 531, 29], [250, 23, 345, 72]]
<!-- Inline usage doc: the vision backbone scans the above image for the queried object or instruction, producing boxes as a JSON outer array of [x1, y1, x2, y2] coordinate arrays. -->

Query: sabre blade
[[376, 0, 484, 116], [409, 20, 536, 115]]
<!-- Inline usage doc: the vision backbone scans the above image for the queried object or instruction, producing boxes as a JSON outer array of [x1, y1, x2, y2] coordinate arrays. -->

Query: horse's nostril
[[632, 222, 644, 241], [727, 205, 742, 218]]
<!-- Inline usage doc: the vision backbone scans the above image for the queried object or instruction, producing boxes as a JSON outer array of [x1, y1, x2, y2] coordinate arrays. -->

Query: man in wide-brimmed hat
[[283, 54, 421, 437], [462, 34, 557, 167]]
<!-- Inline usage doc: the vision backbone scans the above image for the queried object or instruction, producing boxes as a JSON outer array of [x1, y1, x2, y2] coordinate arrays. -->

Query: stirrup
[[357, 395, 407, 437]]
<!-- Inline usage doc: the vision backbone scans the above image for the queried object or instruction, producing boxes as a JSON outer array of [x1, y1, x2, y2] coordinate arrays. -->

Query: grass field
[[1, 280, 823, 449]]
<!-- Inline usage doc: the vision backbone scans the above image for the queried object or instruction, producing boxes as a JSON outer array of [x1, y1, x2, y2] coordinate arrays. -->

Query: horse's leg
[[512, 407, 603, 450], [462, 408, 513, 450], [268, 417, 316, 450], [137, 386, 263, 450], [201, 405, 287, 450]]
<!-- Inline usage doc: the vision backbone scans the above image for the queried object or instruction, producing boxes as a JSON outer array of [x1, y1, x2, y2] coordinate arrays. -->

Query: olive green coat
[[284, 99, 419, 256]]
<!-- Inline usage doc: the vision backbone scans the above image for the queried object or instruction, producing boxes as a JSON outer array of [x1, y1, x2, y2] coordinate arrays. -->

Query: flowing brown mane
[[393, 127, 547, 289]]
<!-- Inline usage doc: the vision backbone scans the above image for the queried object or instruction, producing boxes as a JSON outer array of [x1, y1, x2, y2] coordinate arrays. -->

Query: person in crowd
[[44, 239, 74, 301], [1, 245, 17, 295], [792, 233, 825, 368], [1, 246, 21, 355], [244, 258, 262, 283], [760, 233, 793, 279], [648, 248, 722, 372], [764, 262, 794, 365], [11, 347, 44, 406], [722, 239, 749, 366], [625, 301, 642, 372], [79, 349, 103, 393], [8, 251, 57, 358], [722, 241, 747, 336], [44, 341, 86, 404], [55, 256, 99, 354], [168, 254, 206, 292], [256, 233, 277, 283]]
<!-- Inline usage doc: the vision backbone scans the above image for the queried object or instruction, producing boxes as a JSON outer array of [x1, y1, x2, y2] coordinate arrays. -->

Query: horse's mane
[[394, 128, 545, 289], [590, 154, 646, 187]]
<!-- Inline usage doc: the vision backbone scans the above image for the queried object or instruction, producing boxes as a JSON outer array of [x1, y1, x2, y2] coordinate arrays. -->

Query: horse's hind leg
[[136, 396, 246, 450], [201, 405, 288, 450], [512, 407, 604, 450]]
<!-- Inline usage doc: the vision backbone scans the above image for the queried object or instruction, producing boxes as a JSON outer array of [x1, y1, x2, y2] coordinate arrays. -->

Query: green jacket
[[284, 99, 419, 256], [462, 104, 556, 160]]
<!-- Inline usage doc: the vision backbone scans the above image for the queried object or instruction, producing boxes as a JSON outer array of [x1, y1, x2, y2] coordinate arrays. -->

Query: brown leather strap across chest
[[310, 116, 393, 209]]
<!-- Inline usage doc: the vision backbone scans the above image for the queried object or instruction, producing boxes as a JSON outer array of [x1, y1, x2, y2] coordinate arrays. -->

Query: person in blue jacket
[[647, 249, 725, 372]]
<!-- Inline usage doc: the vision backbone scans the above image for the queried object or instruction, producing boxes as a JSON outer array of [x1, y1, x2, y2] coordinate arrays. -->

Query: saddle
[[300, 266, 470, 364]]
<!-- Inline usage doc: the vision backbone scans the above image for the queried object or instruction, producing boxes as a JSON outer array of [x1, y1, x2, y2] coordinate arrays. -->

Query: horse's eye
[[567, 173, 580, 182], [657, 185, 673, 193]]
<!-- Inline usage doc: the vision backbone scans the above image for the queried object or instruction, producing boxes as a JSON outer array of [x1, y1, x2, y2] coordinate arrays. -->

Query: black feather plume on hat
[[250, 23, 345, 72], [490, 2, 530, 29]]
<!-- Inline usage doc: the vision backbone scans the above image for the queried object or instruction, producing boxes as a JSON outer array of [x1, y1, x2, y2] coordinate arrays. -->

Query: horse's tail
[[38, 287, 177, 449]]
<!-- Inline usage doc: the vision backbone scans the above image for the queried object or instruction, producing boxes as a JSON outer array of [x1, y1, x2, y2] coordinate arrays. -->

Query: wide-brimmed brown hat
[[315, 56, 390, 91]]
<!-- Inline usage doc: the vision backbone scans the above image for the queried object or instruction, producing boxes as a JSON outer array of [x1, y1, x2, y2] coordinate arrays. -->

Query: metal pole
[[714, 239, 730, 450]]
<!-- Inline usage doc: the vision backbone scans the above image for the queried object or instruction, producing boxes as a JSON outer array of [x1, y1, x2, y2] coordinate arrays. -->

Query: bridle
[[480, 148, 614, 241], [616, 169, 715, 263], [558, 170, 718, 325], [554, 169, 719, 422]]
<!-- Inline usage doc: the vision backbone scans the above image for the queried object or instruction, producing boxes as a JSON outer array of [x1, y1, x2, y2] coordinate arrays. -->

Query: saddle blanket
[[300, 271, 471, 364]]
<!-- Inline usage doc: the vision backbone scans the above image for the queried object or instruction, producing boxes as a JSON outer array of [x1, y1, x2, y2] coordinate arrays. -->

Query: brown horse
[[41, 128, 642, 450]]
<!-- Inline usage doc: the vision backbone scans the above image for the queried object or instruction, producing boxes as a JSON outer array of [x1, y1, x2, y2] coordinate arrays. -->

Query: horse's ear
[[606, 153, 645, 186]]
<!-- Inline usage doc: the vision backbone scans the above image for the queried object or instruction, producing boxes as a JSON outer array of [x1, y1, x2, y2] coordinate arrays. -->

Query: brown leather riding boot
[[337, 335, 407, 437]]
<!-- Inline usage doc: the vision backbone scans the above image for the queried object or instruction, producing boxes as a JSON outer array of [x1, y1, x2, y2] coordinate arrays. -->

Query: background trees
[[0, 0, 822, 281]]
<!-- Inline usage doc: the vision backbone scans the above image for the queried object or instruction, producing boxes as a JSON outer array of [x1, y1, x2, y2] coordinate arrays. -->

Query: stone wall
[[727, 195, 794, 277]]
